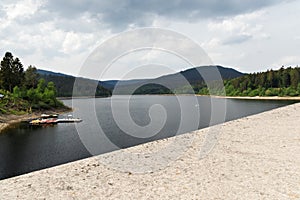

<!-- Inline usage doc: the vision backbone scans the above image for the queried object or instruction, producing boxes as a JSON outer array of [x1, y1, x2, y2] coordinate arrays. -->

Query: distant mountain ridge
[[101, 65, 244, 89], [37, 65, 245, 96], [37, 69, 72, 77], [155, 65, 244, 85], [103, 65, 245, 94]]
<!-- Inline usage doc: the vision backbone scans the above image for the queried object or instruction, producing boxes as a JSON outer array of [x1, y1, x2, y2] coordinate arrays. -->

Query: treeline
[[224, 66, 300, 97], [133, 84, 173, 95], [130, 66, 300, 97], [0, 52, 64, 114], [39, 74, 112, 97]]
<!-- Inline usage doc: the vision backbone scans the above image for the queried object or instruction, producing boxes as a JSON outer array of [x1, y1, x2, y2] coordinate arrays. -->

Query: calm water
[[0, 96, 296, 179]]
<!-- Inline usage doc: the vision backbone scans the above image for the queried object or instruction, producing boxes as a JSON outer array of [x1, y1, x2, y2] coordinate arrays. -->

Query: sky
[[0, 0, 300, 80]]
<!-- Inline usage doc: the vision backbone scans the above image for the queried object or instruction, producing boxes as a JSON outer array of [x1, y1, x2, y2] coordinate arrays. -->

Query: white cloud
[[62, 32, 81, 54], [274, 56, 300, 67], [201, 38, 221, 50], [3, 0, 44, 20], [207, 11, 267, 44], [223, 34, 252, 45], [295, 36, 300, 40]]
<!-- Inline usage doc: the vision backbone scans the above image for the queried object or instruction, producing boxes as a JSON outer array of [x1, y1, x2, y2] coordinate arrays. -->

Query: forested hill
[[37, 66, 244, 96], [37, 70, 111, 97], [158, 65, 244, 85], [106, 65, 300, 96], [102, 65, 244, 89], [224, 66, 300, 97], [0, 52, 67, 114], [108, 65, 244, 94], [37, 65, 300, 97]]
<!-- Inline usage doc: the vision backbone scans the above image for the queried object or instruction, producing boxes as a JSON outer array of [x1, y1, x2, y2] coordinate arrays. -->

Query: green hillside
[[223, 66, 300, 97], [0, 52, 68, 115]]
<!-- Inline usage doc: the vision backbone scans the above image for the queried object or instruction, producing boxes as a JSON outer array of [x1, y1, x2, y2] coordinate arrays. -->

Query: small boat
[[28, 114, 82, 126], [44, 118, 58, 124], [29, 119, 42, 125], [55, 118, 82, 123], [55, 115, 82, 123], [41, 114, 59, 119], [29, 118, 58, 125]]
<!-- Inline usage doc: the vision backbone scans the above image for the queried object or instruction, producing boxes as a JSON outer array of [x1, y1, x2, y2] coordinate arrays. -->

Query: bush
[[13, 86, 21, 98], [286, 87, 298, 96], [248, 89, 259, 97], [265, 88, 279, 96]]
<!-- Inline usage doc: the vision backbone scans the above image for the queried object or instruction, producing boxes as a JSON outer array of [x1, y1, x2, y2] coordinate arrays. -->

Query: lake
[[0, 96, 296, 180]]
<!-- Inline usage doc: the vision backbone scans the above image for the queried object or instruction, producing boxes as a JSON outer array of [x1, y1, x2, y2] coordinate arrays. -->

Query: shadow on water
[[0, 96, 297, 180], [0, 121, 91, 180]]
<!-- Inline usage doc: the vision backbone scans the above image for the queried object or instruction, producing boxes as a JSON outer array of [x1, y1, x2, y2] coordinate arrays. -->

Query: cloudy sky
[[0, 0, 299, 80]]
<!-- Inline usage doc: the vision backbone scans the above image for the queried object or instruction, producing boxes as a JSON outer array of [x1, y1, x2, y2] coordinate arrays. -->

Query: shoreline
[[57, 96, 111, 100], [0, 107, 72, 134], [197, 95, 300, 101], [59, 94, 300, 101]]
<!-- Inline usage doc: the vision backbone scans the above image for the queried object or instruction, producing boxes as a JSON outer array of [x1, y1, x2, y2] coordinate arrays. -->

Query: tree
[[24, 65, 39, 89], [0, 52, 14, 92], [36, 78, 46, 93], [13, 86, 21, 98], [0, 52, 24, 92], [289, 68, 300, 89], [224, 66, 300, 97], [281, 70, 290, 87], [43, 82, 57, 106], [267, 69, 274, 88], [12, 58, 24, 87]]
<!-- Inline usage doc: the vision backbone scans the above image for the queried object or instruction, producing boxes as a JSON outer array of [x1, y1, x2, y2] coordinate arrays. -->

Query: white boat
[[41, 114, 59, 119], [29, 114, 82, 125], [55, 115, 82, 123], [55, 118, 82, 123]]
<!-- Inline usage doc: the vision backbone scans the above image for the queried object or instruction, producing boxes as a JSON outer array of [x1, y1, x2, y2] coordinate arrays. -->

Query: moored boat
[[55, 118, 82, 123], [41, 114, 59, 119], [55, 115, 82, 123], [29, 118, 58, 125], [28, 114, 82, 125]]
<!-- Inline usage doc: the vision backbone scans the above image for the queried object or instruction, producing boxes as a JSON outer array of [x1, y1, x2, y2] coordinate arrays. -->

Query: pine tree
[[0, 52, 24, 92], [0, 52, 14, 92], [267, 69, 274, 88], [290, 68, 300, 89], [12, 57, 24, 87], [281, 70, 290, 87]]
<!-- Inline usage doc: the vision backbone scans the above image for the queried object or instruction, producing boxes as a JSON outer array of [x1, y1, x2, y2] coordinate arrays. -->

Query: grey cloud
[[1, 0, 18, 3], [0, 6, 6, 18], [54, 19, 101, 33], [0, 22, 19, 39], [13, 48, 36, 57], [14, 10, 54, 25], [45, 0, 284, 31], [223, 34, 253, 45]]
